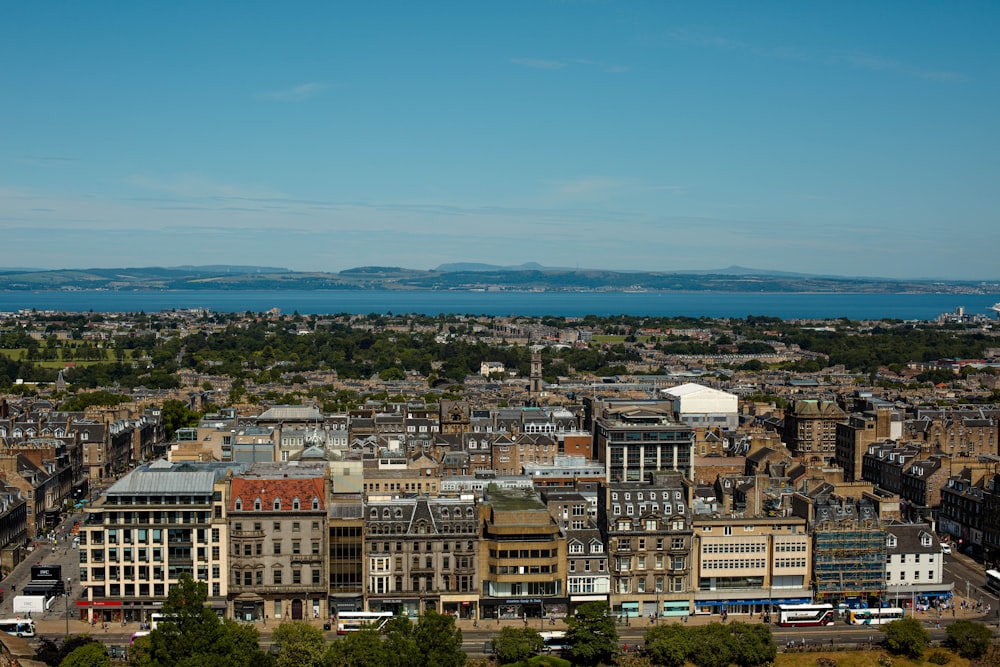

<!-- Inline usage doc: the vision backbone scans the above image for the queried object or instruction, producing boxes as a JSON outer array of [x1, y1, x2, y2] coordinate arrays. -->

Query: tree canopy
[[881, 617, 930, 659], [130, 573, 271, 667], [564, 601, 618, 667], [944, 619, 992, 658]]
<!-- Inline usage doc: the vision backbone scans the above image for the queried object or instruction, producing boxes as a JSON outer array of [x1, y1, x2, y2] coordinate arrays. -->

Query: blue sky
[[1, 1, 997, 279]]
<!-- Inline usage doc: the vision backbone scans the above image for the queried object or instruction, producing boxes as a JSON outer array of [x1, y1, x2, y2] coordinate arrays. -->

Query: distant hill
[[0, 264, 992, 294]]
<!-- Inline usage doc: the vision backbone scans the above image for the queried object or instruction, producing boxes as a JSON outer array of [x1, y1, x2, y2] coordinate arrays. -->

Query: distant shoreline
[[1, 289, 998, 320]]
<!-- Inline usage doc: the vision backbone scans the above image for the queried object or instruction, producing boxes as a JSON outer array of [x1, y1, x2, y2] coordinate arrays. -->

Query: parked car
[[941, 543, 952, 554]]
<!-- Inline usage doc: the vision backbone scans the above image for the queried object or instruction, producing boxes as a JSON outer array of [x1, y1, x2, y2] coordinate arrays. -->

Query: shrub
[[927, 650, 951, 665]]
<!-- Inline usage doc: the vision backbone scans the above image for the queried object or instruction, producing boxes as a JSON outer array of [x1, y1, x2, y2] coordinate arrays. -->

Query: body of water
[[1, 290, 998, 321]]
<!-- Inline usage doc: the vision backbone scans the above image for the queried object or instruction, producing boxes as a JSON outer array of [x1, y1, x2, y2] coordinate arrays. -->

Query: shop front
[[440, 594, 478, 620], [480, 597, 567, 621], [234, 593, 264, 622], [368, 597, 422, 619]]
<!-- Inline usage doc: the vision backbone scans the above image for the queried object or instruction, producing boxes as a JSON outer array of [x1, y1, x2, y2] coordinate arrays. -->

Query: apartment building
[[365, 495, 479, 619], [782, 399, 846, 463], [589, 399, 696, 483], [692, 515, 811, 616], [479, 487, 567, 620], [599, 472, 693, 619], [227, 462, 329, 622], [78, 460, 242, 623]]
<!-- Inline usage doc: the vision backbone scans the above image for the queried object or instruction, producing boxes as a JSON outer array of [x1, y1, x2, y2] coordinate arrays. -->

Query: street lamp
[[65, 578, 72, 637]]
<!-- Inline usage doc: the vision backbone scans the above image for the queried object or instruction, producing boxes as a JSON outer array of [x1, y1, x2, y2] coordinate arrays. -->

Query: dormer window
[[273, 498, 281, 511], [254, 497, 262, 511], [886, 535, 897, 548], [293, 497, 301, 511], [312, 497, 319, 510], [235, 498, 243, 511]]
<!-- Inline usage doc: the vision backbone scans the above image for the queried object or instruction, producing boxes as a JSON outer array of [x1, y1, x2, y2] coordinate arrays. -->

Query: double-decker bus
[[776, 604, 836, 627], [986, 570, 1000, 595], [0, 618, 36, 637], [336, 611, 394, 634], [846, 608, 905, 625]]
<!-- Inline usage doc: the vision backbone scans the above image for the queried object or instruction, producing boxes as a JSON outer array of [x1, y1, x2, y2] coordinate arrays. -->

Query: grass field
[[0, 347, 131, 368], [775, 650, 967, 667]]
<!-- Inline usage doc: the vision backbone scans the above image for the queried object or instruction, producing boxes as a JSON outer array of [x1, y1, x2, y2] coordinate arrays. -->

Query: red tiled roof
[[230, 477, 325, 511]]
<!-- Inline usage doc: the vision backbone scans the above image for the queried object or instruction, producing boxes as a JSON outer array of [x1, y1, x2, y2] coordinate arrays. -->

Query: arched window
[[254, 497, 262, 511], [273, 498, 281, 511], [383, 508, 391, 519], [293, 497, 301, 511], [235, 498, 243, 511], [370, 509, 378, 519], [395, 508, 403, 519], [312, 497, 320, 510]]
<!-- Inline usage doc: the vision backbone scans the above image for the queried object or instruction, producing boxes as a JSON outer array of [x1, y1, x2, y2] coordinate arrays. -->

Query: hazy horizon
[[2, 2, 997, 279]]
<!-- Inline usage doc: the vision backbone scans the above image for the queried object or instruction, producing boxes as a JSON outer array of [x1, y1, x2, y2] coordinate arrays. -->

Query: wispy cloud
[[510, 58, 567, 70], [18, 155, 77, 167], [255, 82, 331, 102], [126, 174, 286, 200], [510, 57, 629, 73], [657, 28, 963, 82], [841, 52, 965, 81], [548, 176, 629, 199]]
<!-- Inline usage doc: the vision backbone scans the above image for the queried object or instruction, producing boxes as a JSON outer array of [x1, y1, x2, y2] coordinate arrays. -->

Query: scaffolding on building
[[812, 501, 886, 602]]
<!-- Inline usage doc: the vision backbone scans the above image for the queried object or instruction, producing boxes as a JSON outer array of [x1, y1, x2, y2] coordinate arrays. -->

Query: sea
[[1, 290, 999, 321]]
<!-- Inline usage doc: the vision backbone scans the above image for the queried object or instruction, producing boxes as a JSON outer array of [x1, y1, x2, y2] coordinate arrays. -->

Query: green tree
[[944, 619, 992, 658], [35, 634, 103, 666], [379, 611, 464, 667], [687, 623, 739, 667], [59, 641, 111, 667], [323, 628, 388, 667], [731, 622, 776, 667], [414, 610, 465, 667], [134, 573, 270, 667], [644, 623, 689, 667], [881, 617, 930, 659], [491, 626, 545, 664], [565, 601, 618, 667], [272, 621, 326, 667], [159, 398, 200, 441]]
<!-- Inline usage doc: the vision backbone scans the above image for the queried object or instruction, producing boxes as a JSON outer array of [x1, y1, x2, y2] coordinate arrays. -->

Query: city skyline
[[1, 2, 997, 280]]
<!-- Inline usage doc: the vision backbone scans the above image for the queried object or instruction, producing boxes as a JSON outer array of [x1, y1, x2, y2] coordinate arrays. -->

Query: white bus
[[846, 608, 905, 625], [150, 613, 180, 630], [336, 611, 394, 634], [986, 570, 1000, 595], [0, 618, 36, 638], [541, 631, 572, 652], [776, 604, 836, 627]]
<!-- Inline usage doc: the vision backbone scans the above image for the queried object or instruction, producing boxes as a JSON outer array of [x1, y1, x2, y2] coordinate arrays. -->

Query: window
[[273, 541, 281, 555], [235, 498, 242, 511], [274, 498, 281, 511], [254, 498, 262, 511], [273, 570, 282, 585], [293, 498, 300, 511]]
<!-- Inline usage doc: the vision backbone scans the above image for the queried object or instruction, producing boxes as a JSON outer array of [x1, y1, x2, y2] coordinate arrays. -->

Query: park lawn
[[0, 347, 131, 366], [776, 651, 967, 667]]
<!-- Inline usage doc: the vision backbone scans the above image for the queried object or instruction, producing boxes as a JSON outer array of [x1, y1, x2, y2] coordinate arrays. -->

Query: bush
[[927, 650, 951, 665]]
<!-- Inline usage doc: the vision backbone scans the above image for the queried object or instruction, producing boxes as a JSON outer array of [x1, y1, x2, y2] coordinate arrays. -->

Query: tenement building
[[365, 495, 479, 619], [599, 472, 693, 619], [78, 460, 243, 623], [227, 461, 329, 623]]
